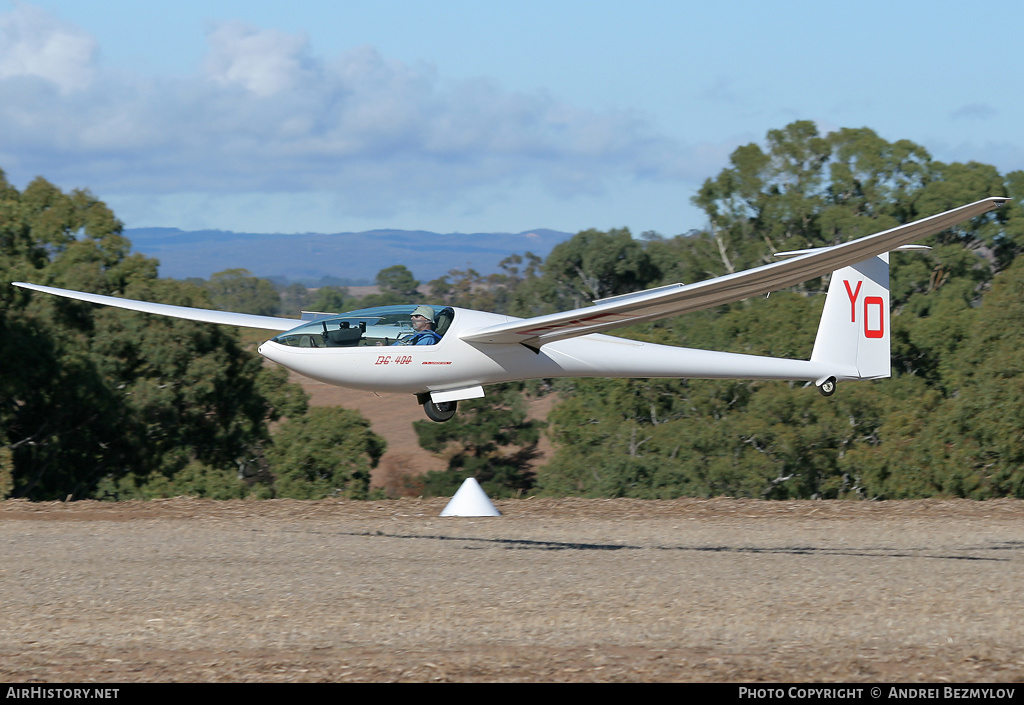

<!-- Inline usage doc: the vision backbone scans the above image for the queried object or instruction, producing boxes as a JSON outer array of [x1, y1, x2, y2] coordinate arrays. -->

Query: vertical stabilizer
[[810, 254, 891, 380]]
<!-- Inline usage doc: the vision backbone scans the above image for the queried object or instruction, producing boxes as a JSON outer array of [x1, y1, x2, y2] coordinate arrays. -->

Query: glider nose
[[258, 340, 306, 377], [257, 341, 282, 364]]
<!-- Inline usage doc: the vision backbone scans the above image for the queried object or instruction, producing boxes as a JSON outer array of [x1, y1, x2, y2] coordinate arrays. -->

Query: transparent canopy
[[271, 304, 452, 348]]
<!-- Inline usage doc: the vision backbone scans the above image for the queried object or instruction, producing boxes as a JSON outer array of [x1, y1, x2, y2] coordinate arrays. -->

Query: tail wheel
[[423, 399, 458, 422], [818, 376, 837, 397]]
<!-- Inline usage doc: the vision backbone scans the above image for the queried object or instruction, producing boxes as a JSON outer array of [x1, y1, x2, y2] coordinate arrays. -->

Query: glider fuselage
[[256, 306, 840, 396], [12, 198, 1009, 419]]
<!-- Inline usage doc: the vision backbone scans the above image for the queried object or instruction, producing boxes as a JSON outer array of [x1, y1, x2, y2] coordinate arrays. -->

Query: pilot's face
[[411, 314, 431, 331]]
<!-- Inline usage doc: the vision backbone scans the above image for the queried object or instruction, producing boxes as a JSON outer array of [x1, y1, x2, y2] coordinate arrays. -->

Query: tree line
[[3, 121, 1023, 500], [410, 122, 1024, 500], [0, 177, 383, 500]]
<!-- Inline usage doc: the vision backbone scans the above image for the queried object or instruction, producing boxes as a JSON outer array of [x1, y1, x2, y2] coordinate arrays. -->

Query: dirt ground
[[2, 497, 1024, 683]]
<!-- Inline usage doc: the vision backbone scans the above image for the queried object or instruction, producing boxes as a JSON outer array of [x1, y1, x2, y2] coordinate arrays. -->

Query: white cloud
[[0, 3, 96, 92], [203, 21, 315, 97], [0, 7, 699, 225]]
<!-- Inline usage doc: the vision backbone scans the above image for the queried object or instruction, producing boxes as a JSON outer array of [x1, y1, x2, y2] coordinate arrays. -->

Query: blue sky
[[1, 0, 1021, 237]]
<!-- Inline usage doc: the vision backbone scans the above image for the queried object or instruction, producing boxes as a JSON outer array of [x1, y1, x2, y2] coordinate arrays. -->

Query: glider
[[13, 197, 1008, 421]]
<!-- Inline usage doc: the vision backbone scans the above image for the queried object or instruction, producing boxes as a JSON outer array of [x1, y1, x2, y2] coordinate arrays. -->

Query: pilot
[[393, 305, 442, 346]]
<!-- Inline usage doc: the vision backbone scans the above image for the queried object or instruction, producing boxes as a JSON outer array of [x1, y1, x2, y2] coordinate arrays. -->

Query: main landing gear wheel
[[818, 376, 837, 397], [423, 399, 458, 422]]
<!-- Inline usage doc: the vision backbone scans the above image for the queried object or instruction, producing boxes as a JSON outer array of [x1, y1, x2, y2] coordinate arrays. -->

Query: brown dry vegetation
[[2, 497, 1024, 683]]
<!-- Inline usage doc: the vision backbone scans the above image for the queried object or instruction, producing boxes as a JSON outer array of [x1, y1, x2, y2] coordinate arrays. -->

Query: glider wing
[[11, 282, 301, 331], [460, 197, 1008, 348]]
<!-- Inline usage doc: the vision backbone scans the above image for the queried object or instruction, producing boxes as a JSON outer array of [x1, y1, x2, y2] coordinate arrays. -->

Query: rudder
[[810, 254, 891, 380]]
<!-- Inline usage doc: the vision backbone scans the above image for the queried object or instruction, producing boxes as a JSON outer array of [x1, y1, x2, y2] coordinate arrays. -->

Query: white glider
[[13, 197, 1008, 421]]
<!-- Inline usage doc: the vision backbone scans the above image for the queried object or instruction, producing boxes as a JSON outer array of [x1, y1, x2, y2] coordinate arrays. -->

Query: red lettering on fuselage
[[374, 355, 414, 366]]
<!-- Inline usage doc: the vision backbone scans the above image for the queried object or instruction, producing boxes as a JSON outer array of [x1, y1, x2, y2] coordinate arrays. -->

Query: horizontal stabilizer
[[775, 244, 932, 258]]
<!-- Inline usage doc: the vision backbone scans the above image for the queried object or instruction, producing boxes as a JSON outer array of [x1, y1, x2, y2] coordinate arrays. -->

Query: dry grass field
[[2, 496, 1023, 683], [3, 363, 1022, 682]]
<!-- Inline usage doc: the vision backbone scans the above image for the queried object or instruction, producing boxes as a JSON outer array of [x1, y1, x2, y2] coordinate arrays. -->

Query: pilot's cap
[[411, 305, 435, 322]]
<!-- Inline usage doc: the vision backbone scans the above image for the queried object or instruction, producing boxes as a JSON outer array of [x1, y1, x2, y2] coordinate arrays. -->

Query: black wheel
[[423, 399, 458, 422], [818, 376, 837, 397]]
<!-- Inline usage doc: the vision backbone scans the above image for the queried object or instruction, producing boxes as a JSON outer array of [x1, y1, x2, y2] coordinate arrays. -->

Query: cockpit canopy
[[271, 304, 453, 348]]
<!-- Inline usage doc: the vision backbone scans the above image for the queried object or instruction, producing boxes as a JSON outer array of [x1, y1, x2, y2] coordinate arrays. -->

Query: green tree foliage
[[427, 267, 490, 309], [7, 118, 1024, 503], [356, 265, 422, 307], [533, 228, 660, 311], [0, 170, 373, 501], [537, 294, 872, 499], [844, 257, 1024, 498], [425, 254, 546, 315], [278, 282, 310, 316], [305, 285, 356, 315], [414, 384, 541, 498], [203, 268, 282, 316], [539, 376, 886, 499], [87, 279, 309, 499], [489, 252, 547, 317], [2, 173, 162, 499], [538, 122, 1024, 500], [377, 264, 420, 297], [691, 122, 1018, 293], [266, 407, 386, 499]]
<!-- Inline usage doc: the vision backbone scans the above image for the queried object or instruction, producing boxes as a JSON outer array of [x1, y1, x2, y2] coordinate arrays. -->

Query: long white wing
[[460, 197, 1009, 348], [11, 282, 302, 332]]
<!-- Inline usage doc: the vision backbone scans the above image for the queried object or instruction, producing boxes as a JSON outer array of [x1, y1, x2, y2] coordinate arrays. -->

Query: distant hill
[[124, 227, 574, 283]]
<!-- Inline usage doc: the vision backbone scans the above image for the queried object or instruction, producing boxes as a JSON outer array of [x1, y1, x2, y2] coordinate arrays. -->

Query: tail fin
[[810, 254, 890, 380]]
